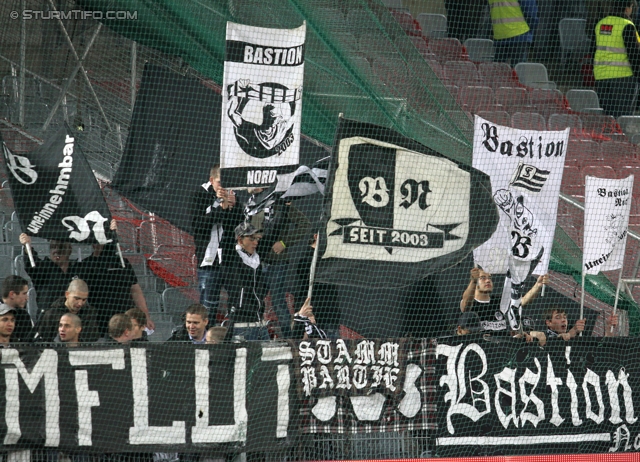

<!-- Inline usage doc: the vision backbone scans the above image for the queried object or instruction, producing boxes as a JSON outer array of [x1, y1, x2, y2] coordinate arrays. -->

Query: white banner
[[472, 116, 569, 276], [583, 175, 633, 275], [220, 21, 306, 188]]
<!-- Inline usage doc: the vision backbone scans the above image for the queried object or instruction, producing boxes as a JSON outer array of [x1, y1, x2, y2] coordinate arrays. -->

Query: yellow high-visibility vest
[[594, 16, 640, 80], [488, 0, 530, 41]]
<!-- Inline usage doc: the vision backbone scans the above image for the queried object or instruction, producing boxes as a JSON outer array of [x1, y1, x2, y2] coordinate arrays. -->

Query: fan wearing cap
[[222, 222, 270, 341], [456, 311, 482, 336], [0, 305, 16, 346]]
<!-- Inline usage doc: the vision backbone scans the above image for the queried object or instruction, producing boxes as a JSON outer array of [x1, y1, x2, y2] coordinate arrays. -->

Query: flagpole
[[25, 243, 35, 267], [116, 242, 125, 268], [307, 236, 320, 300], [580, 271, 585, 337], [612, 269, 623, 333]]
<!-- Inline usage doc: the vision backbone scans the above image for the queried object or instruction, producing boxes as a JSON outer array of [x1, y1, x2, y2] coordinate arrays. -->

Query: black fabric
[[222, 249, 268, 323], [191, 183, 245, 266], [112, 64, 328, 233], [32, 296, 100, 343], [467, 297, 506, 331], [12, 308, 33, 343], [79, 242, 138, 336], [622, 22, 640, 76], [23, 251, 81, 318], [596, 75, 638, 118], [1, 126, 113, 243]]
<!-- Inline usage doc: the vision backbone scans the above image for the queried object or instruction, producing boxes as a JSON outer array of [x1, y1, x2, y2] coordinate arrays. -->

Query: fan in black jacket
[[222, 222, 270, 341]]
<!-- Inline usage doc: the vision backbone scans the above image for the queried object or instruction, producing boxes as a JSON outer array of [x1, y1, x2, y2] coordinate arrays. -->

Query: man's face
[[546, 311, 568, 334], [50, 241, 72, 263], [476, 270, 493, 293], [186, 314, 208, 340], [238, 235, 260, 255], [0, 313, 15, 339], [210, 175, 223, 195], [58, 315, 81, 343], [7, 285, 29, 309], [65, 291, 88, 313], [130, 319, 145, 340]]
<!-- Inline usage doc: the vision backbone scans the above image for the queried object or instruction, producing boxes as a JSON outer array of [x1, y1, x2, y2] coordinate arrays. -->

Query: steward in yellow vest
[[489, 0, 538, 66], [593, 0, 640, 118]]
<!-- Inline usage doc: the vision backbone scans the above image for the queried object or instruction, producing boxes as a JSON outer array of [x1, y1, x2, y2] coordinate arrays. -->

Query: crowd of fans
[[0, 164, 621, 348]]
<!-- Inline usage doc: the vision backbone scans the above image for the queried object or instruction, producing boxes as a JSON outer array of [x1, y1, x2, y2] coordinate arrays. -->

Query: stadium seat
[[371, 56, 409, 88], [495, 87, 531, 113], [558, 18, 590, 66], [581, 114, 619, 136], [530, 88, 566, 118], [458, 85, 495, 113], [315, 8, 348, 31], [548, 113, 582, 136], [382, 0, 404, 8], [631, 134, 640, 145], [477, 110, 510, 126], [511, 112, 546, 131], [405, 35, 430, 55], [514, 63, 557, 89], [416, 13, 447, 39], [358, 33, 394, 58], [567, 139, 601, 166], [444, 61, 482, 87], [428, 38, 466, 63], [478, 62, 519, 90], [346, 9, 376, 37], [560, 165, 584, 197], [162, 286, 200, 316], [444, 85, 459, 100], [464, 39, 495, 62], [566, 89, 602, 113], [600, 141, 636, 160], [427, 61, 446, 81], [618, 116, 640, 137], [582, 167, 617, 191], [389, 9, 422, 36]]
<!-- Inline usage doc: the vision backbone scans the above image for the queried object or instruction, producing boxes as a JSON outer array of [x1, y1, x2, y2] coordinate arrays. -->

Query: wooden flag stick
[[307, 236, 320, 300], [116, 242, 125, 268], [25, 243, 35, 267], [580, 272, 586, 337], [612, 268, 624, 333]]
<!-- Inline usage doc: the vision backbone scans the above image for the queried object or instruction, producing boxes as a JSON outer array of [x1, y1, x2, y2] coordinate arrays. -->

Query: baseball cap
[[458, 312, 482, 333], [235, 222, 262, 239], [0, 304, 16, 317]]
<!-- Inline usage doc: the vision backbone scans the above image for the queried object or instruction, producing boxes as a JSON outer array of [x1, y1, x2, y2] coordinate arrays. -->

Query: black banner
[[316, 117, 499, 288], [112, 64, 326, 233], [1, 126, 113, 243], [434, 335, 640, 457]]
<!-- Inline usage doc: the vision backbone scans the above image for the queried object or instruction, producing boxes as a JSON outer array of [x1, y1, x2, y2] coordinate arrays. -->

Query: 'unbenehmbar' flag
[[583, 175, 633, 275], [220, 21, 306, 189], [472, 116, 568, 276], [1, 126, 113, 244], [315, 117, 499, 288]]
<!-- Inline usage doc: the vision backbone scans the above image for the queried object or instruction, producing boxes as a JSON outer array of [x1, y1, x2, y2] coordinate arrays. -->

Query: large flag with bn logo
[[220, 21, 306, 189], [472, 116, 569, 277], [315, 118, 499, 288], [583, 175, 633, 275], [1, 126, 114, 244]]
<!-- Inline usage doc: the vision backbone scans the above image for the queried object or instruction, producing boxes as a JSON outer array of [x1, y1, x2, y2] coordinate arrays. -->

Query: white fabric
[[201, 182, 223, 267], [235, 244, 260, 269], [583, 175, 633, 275], [472, 116, 569, 275]]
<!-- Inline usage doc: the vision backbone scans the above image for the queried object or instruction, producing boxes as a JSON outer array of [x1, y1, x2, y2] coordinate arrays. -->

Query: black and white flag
[[315, 118, 498, 288], [472, 116, 568, 276], [220, 21, 306, 189], [1, 126, 113, 244], [583, 175, 633, 275]]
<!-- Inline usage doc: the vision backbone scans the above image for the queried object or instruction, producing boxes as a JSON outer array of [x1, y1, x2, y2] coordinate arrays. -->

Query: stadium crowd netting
[[1, 0, 640, 460]]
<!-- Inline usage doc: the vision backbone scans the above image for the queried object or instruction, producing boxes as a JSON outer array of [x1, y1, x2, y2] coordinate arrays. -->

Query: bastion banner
[[3, 339, 640, 456], [220, 21, 306, 189], [0, 126, 114, 244]]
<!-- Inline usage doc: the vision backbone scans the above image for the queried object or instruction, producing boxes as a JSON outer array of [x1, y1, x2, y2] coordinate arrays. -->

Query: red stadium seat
[[406, 35, 430, 55], [478, 62, 520, 90], [530, 88, 566, 118], [428, 38, 466, 63], [549, 113, 583, 137], [495, 87, 532, 113], [389, 9, 423, 36], [458, 85, 495, 113], [511, 112, 546, 131], [477, 110, 510, 126], [560, 165, 584, 197], [444, 61, 482, 87], [582, 114, 620, 136]]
